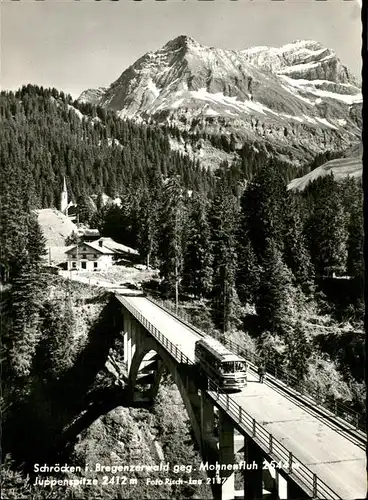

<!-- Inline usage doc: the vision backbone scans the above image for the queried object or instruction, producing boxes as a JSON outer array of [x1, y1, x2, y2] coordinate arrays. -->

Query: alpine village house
[[65, 238, 139, 271], [61, 178, 139, 271]]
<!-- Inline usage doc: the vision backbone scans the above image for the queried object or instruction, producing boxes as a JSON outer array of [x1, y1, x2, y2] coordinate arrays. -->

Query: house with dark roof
[[65, 237, 139, 271]]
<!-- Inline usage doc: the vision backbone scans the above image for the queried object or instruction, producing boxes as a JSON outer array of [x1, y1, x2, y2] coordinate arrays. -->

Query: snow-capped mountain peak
[[78, 36, 361, 170], [242, 39, 356, 85]]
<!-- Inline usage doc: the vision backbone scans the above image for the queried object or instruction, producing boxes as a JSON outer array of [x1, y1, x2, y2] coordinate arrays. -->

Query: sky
[[0, 0, 362, 99]]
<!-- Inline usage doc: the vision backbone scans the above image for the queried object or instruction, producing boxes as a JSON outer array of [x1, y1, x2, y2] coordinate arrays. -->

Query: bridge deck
[[124, 295, 200, 362], [231, 380, 365, 500], [120, 294, 366, 500]]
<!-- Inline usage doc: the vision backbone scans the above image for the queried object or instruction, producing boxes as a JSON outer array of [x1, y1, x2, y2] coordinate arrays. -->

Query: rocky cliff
[[79, 36, 362, 169]]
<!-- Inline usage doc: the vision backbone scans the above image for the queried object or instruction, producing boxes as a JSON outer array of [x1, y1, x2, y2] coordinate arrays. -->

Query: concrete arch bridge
[[105, 292, 366, 500]]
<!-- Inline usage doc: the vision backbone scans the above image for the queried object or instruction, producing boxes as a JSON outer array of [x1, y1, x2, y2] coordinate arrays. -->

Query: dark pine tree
[[304, 174, 348, 277], [255, 238, 295, 333], [283, 193, 314, 293], [137, 189, 160, 268], [284, 322, 312, 382], [210, 183, 239, 332], [158, 177, 186, 305], [34, 299, 77, 382], [240, 161, 287, 260], [182, 193, 213, 299], [339, 177, 364, 277]]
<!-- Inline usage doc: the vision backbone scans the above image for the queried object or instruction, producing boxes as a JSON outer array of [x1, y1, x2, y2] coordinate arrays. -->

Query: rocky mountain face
[[79, 87, 107, 106], [79, 36, 362, 169]]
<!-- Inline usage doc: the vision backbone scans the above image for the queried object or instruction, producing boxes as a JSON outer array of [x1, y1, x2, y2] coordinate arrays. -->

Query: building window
[[81, 262, 87, 269], [72, 254, 76, 259], [72, 262, 77, 268], [94, 254, 98, 258], [93, 262, 98, 269], [82, 254, 86, 259]]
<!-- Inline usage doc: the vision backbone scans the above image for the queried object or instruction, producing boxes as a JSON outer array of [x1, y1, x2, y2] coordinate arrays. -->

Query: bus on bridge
[[195, 337, 248, 391]]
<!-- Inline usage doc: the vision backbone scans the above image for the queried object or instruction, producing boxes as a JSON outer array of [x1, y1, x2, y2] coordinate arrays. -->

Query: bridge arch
[[127, 337, 202, 450]]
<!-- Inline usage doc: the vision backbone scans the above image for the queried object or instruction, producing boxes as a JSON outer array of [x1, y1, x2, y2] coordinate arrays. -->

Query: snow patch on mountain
[[315, 117, 337, 129], [190, 88, 267, 114], [314, 90, 362, 105], [78, 36, 361, 169], [146, 78, 161, 99], [281, 76, 362, 105]]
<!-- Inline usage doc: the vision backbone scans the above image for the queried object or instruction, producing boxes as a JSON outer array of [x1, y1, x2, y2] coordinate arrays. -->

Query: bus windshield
[[235, 361, 247, 372], [220, 361, 247, 374], [220, 362, 235, 374]]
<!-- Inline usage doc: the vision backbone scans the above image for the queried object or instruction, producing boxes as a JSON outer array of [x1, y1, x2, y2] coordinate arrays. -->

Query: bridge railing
[[146, 295, 365, 432], [118, 295, 340, 500], [207, 379, 340, 500], [119, 296, 191, 366], [213, 335, 365, 433]]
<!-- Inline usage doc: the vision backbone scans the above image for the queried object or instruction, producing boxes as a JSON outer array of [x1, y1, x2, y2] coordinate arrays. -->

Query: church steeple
[[61, 176, 68, 214]]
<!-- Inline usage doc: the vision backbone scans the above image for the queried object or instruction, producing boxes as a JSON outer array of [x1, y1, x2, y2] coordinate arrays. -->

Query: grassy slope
[[288, 146, 362, 191]]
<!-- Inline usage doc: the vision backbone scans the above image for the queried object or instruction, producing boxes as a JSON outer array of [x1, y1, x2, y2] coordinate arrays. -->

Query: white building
[[65, 237, 139, 271], [60, 176, 77, 220], [60, 177, 69, 214]]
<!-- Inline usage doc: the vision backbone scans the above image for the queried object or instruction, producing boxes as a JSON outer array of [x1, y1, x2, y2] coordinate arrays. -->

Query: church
[[60, 176, 78, 222]]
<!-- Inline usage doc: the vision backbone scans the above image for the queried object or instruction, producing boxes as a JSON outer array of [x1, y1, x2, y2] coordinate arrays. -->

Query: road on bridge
[[124, 294, 366, 500], [62, 273, 366, 499]]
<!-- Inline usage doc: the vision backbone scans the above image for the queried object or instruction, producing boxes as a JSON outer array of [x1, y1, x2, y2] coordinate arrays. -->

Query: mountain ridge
[[79, 36, 362, 170]]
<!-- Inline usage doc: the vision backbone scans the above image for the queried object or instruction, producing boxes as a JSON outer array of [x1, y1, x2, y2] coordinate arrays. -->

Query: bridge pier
[[201, 393, 215, 440], [244, 435, 263, 500], [286, 478, 309, 500], [123, 315, 137, 372], [218, 411, 235, 500], [275, 471, 287, 499]]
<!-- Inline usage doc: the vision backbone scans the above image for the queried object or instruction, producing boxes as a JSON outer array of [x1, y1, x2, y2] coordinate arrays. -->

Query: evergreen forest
[[0, 85, 364, 499]]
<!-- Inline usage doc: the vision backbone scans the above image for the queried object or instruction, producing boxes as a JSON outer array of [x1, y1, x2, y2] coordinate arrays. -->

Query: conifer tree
[[339, 178, 364, 277], [34, 300, 77, 381], [305, 174, 348, 276], [137, 189, 159, 268], [236, 187, 261, 305], [26, 215, 47, 268], [284, 322, 312, 381], [240, 161, 287, 260], [210, 183, 239, 332], [1, 188, 47, 381], [346, 205, 364, 278], [158, 177, 186, 305], [182, 194, 213, 298], [75, 192, 95, 224], [0, 173, 29, 280], [255, 238, 295, 333], [6, 267, 46, 380], [236, 236, 260, 306], [283, 193, 314, 292]]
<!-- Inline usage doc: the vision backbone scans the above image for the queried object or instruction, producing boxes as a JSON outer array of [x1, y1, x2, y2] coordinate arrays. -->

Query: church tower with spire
[[61, 176, 69, 214]]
